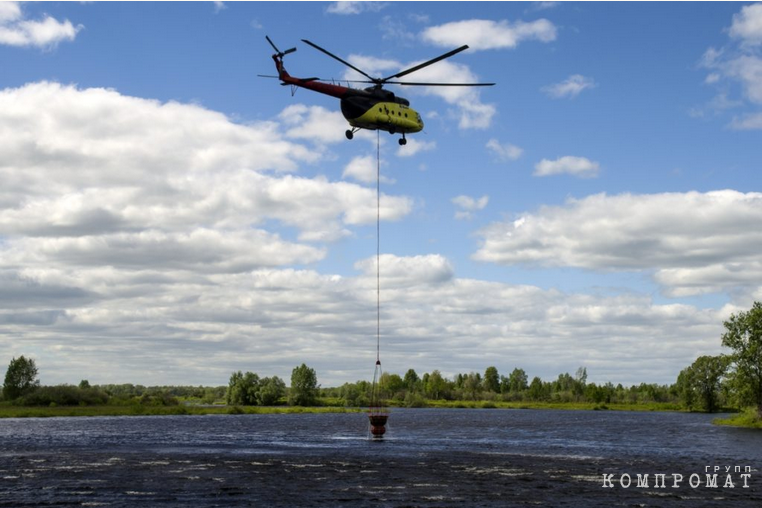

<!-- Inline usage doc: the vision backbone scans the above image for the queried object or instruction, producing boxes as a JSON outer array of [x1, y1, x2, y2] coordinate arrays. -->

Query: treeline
[[0, 358, 315, 409], [322, 366, 680, 409]]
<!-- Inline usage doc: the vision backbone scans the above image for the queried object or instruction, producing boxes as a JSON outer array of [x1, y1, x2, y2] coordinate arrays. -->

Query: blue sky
[[1, 1, 761, 387]]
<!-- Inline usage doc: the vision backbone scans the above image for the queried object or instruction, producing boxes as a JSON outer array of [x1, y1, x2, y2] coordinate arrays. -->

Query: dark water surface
[[1, 408, 760, 506]]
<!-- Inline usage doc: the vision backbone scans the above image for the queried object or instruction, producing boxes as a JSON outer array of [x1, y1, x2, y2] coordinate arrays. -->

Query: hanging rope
[[376, 129, 381, 365], [368, 129, 389, 439]]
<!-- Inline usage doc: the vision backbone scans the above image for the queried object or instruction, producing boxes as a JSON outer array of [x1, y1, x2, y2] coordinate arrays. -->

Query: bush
[[138, 393, 179, 406], [404, 392, 427, 408], [16, 385, 109, 407]]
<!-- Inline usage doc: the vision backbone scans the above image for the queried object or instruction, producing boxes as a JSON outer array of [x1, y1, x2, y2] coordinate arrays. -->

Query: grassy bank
[[713, 408, 762, 429], [0, 404, 359, 419]]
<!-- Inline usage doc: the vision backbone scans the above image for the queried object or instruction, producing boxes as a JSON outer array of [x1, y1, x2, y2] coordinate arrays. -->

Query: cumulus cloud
[[0, 81, 424, 385], [0, 81, 414, 246], [534, 156, 600, 178], [0, 82, 740, 389], [474, 190, 762, 298], [452, 195, 489, 220], [326, 1, 388, 15], [729, 3, 762, 46], [729, 111, 762, 129], [342, 155, 395, 184], [396, 139, 436, 157], [542, 74, 597, 99], [0, 1, 82, 49], [403, 59, 496, 129], [355, 253, 454, 287], [278, 104, 353, 145], [698, 4, 762, 128], [486, 138, 523, 161], [2, 257, 730, 386], [530, 2, 559, 11], [422, 18, 557, 51]]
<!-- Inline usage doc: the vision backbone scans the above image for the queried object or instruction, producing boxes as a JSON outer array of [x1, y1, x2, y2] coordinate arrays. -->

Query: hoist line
[[376, 129, 380, 365]]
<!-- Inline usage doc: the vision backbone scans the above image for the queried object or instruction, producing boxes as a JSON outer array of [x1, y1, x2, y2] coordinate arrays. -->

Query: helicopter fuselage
[[273, 54, 424, 136]]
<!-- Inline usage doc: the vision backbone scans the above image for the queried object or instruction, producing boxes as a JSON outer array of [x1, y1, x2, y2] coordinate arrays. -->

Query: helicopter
[[262, 36, 494, 146]]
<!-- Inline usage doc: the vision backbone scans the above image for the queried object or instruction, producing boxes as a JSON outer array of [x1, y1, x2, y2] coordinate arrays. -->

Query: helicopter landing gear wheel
[[398, 134, 407, 146], [345, 129, 354, 140]]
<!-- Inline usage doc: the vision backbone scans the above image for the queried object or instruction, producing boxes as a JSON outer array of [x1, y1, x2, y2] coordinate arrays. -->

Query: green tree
[[257, 376, 286, 406], [483, 366, 500, 393], [226, 371, 260, 406], [425, 370, 447, 400], [463, 372, 482, 400], [689, 355, 728, 412], [675, 367, 697, 410], [289, 363, 318, 406], [379, 373, 404, 399], [78, 379, 91, 390], [3, 356, 40, 401], [403, 369, 420, 391], [722, 302, 762, 416], [528, 376, 547, 401], [508, 368, 528, 393]]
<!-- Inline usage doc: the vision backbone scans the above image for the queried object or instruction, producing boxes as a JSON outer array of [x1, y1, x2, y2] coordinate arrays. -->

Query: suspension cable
[[376, 129, 380, 365]]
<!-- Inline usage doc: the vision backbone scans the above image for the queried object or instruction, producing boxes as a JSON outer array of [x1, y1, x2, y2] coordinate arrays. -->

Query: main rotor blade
[[382, 45, 470, 81], [302, 39, 378, 83], [384, 81, 495, 86]]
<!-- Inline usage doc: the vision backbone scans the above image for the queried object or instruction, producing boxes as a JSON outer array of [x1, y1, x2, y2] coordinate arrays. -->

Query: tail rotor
[[266, 35, 296, 58]]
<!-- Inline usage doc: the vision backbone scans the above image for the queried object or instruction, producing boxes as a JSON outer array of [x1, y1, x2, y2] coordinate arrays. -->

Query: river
[[1, 408, 760, 506]]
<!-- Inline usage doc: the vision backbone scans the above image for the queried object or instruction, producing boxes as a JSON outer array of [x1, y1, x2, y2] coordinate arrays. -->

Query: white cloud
[[278, 104, 352, 145], [0, 2, 82, 49], [342, 155, 395, 184], [486, 138, 523, 161], [213, 1, 227, 13], [452, 195, 489, 220], [422, 18, 557, 51], [729, 111, 762, 129], [705, 72, 721, 84], [724, 55, 762, 104], [326, 1, 387, 15], [534, 156, 600, 178], [0, 82, 413, 244], [0, 83, 742, 389], [474, 190, 762, 298], [530, 2, 559, 11], [698, 5, 762, 126], [397, 139, 436, 157], [729, 2, 762, 46], [0, 82, 426, 385], [379, 15, 416, 43], [344, 54, 400, 79], [0, 257, 731, 387], [355, 253, 454, 287], [403, 59, 496, 129], [542, 74, 597, 99], [0, 2, 21, 23]]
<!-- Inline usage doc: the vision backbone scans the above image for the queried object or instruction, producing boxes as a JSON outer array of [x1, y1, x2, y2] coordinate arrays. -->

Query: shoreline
[[0, 404, 359, 419], [4, 400, 758, 429]]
